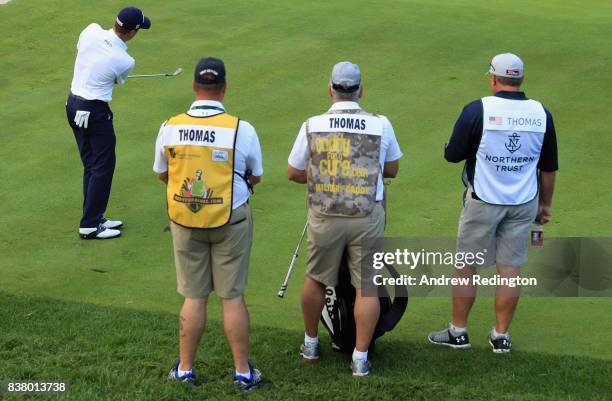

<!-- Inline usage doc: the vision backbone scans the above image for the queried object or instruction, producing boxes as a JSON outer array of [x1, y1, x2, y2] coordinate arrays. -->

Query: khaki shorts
[[306, 202, 385, 288], [457, 186, 538, 267], [171, 203, 253, 299]]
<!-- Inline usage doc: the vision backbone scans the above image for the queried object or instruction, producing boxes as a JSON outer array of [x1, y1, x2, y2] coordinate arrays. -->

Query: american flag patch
[[488, 116, 503, 125]]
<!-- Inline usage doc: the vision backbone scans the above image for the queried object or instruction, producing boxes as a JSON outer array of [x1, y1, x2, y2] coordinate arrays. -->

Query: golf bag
[[320, 254, 408, 353]]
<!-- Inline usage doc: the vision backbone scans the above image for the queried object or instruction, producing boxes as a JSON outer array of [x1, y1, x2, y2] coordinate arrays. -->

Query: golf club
[[277, 222, 308, 298], [128, 67, 183, 78]]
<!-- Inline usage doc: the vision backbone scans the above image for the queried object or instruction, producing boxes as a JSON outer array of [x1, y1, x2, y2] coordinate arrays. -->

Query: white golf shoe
[[101, 217, 123, 229], [79, 226, 121, 240]]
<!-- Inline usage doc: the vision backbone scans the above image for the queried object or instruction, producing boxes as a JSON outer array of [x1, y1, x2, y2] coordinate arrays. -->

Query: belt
[[69, 93, 107, 103]]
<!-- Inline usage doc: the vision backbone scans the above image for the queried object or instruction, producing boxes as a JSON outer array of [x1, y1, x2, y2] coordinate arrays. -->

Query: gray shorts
[[457, 186, 538, 267]]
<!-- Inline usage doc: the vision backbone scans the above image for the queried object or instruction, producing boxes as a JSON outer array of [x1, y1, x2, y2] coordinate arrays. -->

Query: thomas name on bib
[[328, 117, 367, 130], [309, 114, 383, 136], [171, 125, 235, 149], [505, 117, 544, 129], [179, 128, 216, 143]]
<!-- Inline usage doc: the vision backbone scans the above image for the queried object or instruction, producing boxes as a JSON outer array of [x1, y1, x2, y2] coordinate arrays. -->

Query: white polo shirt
[[70, 23, 135, 102], [154, 100, 264, 209], [288, 101, 403, 201]]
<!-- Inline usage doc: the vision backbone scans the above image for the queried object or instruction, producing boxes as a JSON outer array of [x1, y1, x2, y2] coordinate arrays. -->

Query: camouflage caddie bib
[[306, 109, 383, 217]]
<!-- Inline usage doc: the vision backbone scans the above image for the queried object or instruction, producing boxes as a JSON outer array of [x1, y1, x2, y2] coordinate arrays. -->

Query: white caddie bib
[[474, 96, 547, 205]]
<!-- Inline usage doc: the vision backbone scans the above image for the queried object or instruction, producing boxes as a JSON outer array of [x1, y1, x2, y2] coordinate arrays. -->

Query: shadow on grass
[[0, 292, 610, 401]]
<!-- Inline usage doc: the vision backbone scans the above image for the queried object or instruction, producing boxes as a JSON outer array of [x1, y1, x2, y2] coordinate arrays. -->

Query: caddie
[[153, 57, 264, 391], [287, 61, 403, 376], [66, 7, 151, 239], [429, 53, 558, 353]]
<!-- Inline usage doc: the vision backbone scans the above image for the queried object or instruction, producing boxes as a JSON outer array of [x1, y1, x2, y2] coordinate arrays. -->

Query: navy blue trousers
[[66, 94, 116, 228]]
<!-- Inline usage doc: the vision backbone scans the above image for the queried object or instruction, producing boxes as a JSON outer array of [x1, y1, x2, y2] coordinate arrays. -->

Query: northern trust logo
[[505, 133, 521, 154]]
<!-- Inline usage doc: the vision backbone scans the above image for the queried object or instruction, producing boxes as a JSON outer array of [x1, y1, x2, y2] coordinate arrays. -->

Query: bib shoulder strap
[[166, 112, 240, 128], [201, 112, 239, 128], [165, 113, 191, 126]]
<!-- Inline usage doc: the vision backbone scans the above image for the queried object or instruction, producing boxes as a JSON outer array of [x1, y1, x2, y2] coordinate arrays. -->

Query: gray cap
[[331, 61, 361, 92], [488, 53, 524, 78]]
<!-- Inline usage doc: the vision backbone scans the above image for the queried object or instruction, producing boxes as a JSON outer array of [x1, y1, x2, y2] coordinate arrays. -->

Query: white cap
[[488, 53, 524, 78], [331, 61, 361, 92]]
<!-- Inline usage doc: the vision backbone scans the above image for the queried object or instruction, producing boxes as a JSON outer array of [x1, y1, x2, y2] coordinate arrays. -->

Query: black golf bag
[[320, 253, 408, 353]]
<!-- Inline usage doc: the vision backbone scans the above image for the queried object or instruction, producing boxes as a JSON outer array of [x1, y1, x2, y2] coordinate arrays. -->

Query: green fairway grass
[[1, 0, 611, 400], [1, 293, 611, 401]]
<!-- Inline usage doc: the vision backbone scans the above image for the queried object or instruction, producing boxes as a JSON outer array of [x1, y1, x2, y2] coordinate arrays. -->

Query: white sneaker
[[351, 358, 372, 377], [79, 226, 121, 239], [101, 217, 123, 229]]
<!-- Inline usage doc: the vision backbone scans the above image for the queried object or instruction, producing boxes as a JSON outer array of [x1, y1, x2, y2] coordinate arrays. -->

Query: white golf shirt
[[154, 100, 264, 210], [70, 23, 135, 102], [288, 101, 403, 201]]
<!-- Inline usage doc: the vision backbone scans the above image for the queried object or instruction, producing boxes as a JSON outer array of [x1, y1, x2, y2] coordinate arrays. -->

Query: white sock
[[177, 367, 192, 377], [492, 328, 508, 338], [352, 349, 368, 362], [235, 369, 251, 380], [304, 333, 319, 345], [449, 323, 467, 334]]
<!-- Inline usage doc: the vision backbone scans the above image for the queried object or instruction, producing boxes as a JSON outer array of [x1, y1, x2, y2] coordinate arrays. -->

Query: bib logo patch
[[212, 150, 229, 162], [173, 169, 223, 213], [505, 132, 521, 154]]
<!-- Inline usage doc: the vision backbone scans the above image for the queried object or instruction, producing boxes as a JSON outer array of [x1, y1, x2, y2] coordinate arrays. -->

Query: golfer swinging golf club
[[429, 53, 558, 352], [153, 57, 264, 391], [287, 61, 403, 376], [66, 6, 151, 239]]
